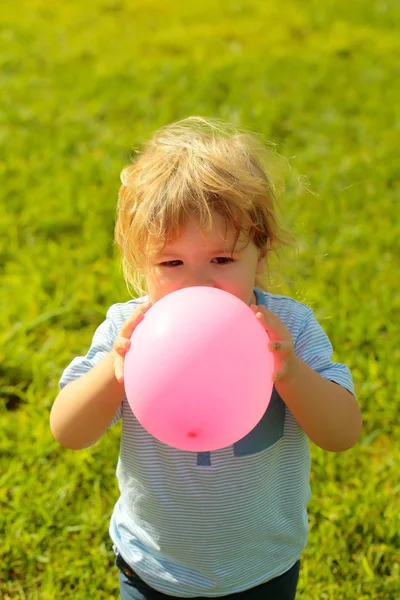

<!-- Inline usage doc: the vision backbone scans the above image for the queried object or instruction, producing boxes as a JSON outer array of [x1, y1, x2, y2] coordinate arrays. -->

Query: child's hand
[[250, 304, 297, 382], [113, 301, 153, 384]]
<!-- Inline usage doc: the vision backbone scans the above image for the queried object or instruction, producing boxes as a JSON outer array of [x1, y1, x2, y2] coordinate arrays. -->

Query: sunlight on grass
[[1, 0, 399, 598]]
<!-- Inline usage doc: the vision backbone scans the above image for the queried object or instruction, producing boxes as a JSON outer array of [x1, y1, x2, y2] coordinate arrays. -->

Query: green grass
[[1, 0, 399, 598]]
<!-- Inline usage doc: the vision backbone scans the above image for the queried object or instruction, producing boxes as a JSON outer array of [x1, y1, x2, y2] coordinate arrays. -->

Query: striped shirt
[[59, 288, 354, 597]]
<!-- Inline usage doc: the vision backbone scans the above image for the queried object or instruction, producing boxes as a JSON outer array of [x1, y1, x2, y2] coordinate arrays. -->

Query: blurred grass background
[[0, 0, 399, 598]]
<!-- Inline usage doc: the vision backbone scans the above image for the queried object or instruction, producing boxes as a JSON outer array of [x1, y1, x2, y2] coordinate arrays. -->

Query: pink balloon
[[124, 287, 273, 452]]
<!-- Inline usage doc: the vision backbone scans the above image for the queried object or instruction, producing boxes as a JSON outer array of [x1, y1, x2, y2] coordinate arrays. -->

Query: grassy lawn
[[1, 0, 399, 598]]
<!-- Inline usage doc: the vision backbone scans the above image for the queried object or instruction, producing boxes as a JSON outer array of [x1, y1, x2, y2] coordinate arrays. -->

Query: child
[[50, 117, 362, 600]]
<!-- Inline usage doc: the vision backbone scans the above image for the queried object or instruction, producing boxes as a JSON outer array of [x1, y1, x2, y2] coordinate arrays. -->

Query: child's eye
[[160, 260, 183, 267], [212, 257, 234, 265], [159, 258, 234, 268]]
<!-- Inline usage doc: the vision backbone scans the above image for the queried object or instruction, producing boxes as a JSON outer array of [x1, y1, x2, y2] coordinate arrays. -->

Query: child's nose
[[183, 269, 213, 288]]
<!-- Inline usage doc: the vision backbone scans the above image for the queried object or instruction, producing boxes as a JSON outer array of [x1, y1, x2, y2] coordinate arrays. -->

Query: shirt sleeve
[[58, 304, 123, 425], [294, 307, 355, 396]]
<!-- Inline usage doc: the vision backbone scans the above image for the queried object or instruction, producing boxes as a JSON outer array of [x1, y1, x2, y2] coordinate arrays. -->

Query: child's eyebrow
[[209, 247, 238, 254], [158, 246, 241, 258]]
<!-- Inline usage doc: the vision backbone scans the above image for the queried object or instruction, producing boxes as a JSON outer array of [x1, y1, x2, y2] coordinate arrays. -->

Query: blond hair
[[115, 116, 298, 297]]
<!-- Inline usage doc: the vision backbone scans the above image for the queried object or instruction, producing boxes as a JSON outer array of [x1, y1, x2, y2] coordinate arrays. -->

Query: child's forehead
[[149, 219, 251, 256]]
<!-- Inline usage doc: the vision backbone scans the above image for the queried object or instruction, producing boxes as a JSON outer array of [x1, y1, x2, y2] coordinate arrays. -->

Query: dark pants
[[116, 553, 300, 600]]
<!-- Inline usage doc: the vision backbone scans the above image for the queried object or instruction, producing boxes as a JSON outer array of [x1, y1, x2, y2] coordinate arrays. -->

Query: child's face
[[143, 213, 267, 306]]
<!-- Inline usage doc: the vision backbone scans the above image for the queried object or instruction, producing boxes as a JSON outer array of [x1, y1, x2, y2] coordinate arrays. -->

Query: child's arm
[[50, 301, 152, 450], [50, 351, 125, 450], [251, 304, 362, 453], [274, 358, 362, 452]]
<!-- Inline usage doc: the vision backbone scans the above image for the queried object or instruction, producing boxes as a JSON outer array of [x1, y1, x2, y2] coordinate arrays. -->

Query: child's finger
[[114, 336, 131, 357], [250, 304, 276, 319], [119, 301, 152, 339], [256, 309, 282, 330], [268, 340, 294, 355], [251, 305, 291, 341], [114, 301, 153, 384], [114, 355, 124, 384], [252, 308, 281, 337]]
